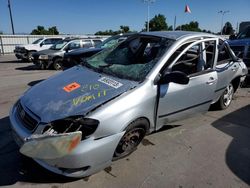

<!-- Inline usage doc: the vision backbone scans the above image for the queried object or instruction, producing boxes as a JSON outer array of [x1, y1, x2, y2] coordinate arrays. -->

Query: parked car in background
[[61, 33, 134, 69], [32, 38, 103, 70], [10, 31, 247, 178], [14, 37, 63, 62], [228, 26, 250, 83]]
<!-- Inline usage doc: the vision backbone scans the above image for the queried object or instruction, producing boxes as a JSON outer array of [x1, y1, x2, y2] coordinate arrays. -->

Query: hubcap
[[223, 84, 233, 107]]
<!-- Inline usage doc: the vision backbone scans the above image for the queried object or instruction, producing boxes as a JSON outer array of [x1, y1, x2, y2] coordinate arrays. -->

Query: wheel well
[[28, 50, 36, 53], [231, 77, 241, 92], [52, 56, 62, 62], [48, 56, 62, 68], [124, 117, 150, 133]]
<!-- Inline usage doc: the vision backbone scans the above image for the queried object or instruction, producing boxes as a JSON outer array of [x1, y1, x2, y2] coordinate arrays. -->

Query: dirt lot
[[0, 55, 250, 188]]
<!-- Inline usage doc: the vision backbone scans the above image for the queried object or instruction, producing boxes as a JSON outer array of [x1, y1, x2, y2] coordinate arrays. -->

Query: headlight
[[39, 55, 49, 60], [19, 117, 99, 159], [42, 116, 99, 140]]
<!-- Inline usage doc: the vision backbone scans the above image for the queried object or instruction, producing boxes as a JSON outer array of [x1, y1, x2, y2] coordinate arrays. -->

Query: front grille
[[16, 102, 38, 131], [15, 47, 26, 53]]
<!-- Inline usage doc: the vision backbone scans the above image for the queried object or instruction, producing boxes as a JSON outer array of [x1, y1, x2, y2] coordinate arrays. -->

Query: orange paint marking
[[68, 136, 81, 152], [63, 82, 81, 93]]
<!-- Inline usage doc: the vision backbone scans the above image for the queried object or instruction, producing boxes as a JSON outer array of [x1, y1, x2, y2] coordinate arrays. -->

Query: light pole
[[144, 0, 155, 32], [7, 0, 15, 35], [218, 10, 229, 35]]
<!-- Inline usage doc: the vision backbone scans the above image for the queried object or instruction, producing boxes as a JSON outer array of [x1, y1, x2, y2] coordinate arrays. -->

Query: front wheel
[[27, 51, 34, 62], [113, 119, 148, 160], [53, 58, 62, 70], [216, 83, 234, 110]]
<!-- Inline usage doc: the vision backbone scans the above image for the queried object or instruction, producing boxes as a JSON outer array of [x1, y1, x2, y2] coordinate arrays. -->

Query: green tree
[[48, 26, 59, 35], [176, 21, 201, 32], [95, 25, 133, 35], [0, 31, 3, 34], [145, 14, 168, 31], [31, 25, 59, 35], [222, 22, 234, 35], [120, 25, 130, 33]]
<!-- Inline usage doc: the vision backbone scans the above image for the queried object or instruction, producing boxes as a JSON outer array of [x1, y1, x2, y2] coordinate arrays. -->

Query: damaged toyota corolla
[[10, 31, 247, 178]]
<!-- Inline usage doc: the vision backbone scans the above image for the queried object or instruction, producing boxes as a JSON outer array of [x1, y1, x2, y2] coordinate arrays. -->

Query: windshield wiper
[[81, 60, 103, 73]]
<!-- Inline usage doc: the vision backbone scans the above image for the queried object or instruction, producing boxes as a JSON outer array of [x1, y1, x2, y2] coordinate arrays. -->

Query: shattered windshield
[[50, 40, 68, 50], [84, 35, 174, 81]]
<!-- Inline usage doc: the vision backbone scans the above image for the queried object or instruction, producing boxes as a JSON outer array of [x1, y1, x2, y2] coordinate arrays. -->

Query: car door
[[213, 40, 240, 100], [156, 39, 218, 127]]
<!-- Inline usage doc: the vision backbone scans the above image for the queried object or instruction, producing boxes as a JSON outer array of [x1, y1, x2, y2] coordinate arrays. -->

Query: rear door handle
[[206, 77, 217, 85]]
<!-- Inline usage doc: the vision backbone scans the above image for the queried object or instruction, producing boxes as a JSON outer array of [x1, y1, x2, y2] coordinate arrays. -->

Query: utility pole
[[218, 10, 229, 35], [174, 15, 176, 30], [144, 0, 155, 32], [8, 0, 15, 35]]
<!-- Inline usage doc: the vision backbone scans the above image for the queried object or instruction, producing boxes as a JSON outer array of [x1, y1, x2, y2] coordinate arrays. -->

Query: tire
[[113, 118, 149, 160], [39, 62, 46, 70], [215, 83, 234, 110], [53, 58, 62, 70], [27, 51, 34, 62]]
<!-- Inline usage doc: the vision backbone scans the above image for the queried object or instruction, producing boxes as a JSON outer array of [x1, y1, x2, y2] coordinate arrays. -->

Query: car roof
[[140, 31, 220, 41]]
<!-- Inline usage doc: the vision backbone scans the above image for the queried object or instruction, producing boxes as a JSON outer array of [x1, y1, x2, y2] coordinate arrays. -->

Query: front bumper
[[14, 52, 27, 60], [9, 103, 125, 178]]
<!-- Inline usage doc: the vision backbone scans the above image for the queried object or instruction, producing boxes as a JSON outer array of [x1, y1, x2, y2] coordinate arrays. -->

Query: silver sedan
[[10, 31, 247, 178]]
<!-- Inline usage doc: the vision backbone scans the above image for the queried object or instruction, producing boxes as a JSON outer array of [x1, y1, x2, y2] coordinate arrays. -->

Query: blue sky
[[0, 0, 249, 34]]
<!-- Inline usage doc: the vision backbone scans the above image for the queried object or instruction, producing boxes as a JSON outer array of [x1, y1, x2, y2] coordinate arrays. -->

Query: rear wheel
[[113, 119, 148, 160], [216, 83, 234, 110]]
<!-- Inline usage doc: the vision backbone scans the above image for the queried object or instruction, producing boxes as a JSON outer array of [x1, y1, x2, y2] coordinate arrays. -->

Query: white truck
[[14, 37, 63, 62]]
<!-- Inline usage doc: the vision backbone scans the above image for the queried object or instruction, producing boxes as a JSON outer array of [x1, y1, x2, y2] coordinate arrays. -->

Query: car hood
[[20, 66, 138, 123], [228, 39, 250, 46], [16, 44, 37, 50], [35, 49, 60, 55], [67, 48, 102, 56]]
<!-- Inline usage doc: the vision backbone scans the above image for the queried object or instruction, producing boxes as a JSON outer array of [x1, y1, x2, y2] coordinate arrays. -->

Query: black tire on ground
[[27, 51, 34, 62], [53, 58, 63, 70], [39, 62, 46, 70], [113, 118, 149, 160], [214, 83, 234, 110]]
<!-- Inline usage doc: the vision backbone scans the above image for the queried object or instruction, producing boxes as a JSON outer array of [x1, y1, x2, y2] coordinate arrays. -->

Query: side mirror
[[64, 46, 69, 53], [159, 71, 189, 85], [40, 43, 43, 47], [229, 34, 236, 40]]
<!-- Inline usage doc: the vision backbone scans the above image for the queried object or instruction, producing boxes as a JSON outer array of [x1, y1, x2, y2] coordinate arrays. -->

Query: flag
[[185, 5, 191, 13]]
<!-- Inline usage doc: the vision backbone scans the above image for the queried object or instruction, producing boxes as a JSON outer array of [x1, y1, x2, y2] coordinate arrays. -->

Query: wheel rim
[[114, 128, 145, 157], [54, 62, 62, 70], [223, 84, 234, 107], [28, 53, 33, 62]]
